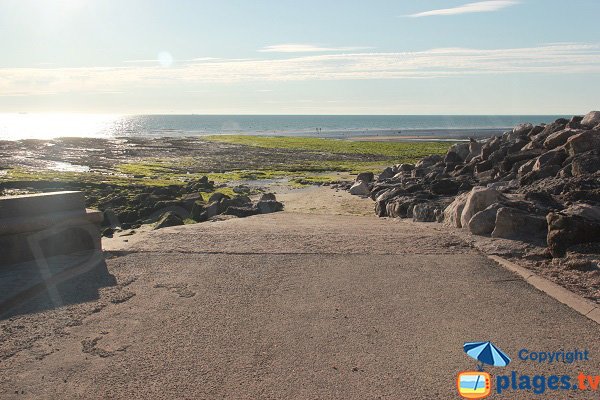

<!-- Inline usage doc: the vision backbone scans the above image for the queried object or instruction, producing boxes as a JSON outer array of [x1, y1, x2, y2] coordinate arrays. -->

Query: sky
[[0, 0, 599, 115]]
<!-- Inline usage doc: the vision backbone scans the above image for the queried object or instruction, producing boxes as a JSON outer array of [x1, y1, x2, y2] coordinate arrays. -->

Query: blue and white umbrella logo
[[464, 341, 511, 371]]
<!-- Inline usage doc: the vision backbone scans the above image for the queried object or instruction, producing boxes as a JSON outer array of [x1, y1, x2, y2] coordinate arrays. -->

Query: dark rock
[[356, 172, 374, 183], [547, 204, 600, 257], [257, 200, 284, 214], [430, 179, 460, 196], [208, 192, 230, 203], [444, 151, 463, 164], [571, 150, 600, 176], [412, 203, 443, 222], [416, 154, 443, 169], [397, 163, 415, 172], [378, 167, 395, 181], [259, 193, 277, 202], [224, 206, 259, 218], [190, 201, 206, 222], [154, 211, 184, 230], [102, 227, 115, 238], [566, 116, 583, 129]]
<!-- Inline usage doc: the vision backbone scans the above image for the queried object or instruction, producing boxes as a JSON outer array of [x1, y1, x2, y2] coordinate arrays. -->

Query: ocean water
[[0, 114, 567, 141]]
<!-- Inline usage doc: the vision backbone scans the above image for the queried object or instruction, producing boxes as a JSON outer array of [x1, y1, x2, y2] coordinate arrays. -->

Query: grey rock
[[468, 203, 502, 236], [547, 204, 600, 257], [349, 180, 370, 196], [571, 150, 600, 176], [224, 206, 259, 218], [443, 192, 470, 228], [491, 207, 547, 242], [378, 167, 395, 181], [154, 211, 184, 230], [208, 192, 230, 203], [257, 200, 284, 214], [259, 193, 277, 202], [460, 187, 506, 229], [581, 111, 600, 128], [565, 130, 600, 156], [356, 172, 374, 183], [543, 129, 580, 149]]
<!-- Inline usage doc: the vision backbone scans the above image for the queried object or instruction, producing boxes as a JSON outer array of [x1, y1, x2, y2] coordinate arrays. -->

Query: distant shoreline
[[0, 114, 566, 141]]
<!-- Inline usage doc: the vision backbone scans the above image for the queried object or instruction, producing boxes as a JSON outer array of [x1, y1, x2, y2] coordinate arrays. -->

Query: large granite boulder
[[443, 192, 470, 228], [565, 130, 600, 156], [460, 187, 505, 229], [467, 203, 502, 236], [349, 180, 370, 196], [581, 111, 600, 128], [543, 129, 581, 150], [570, 150, 600, 176], [547, 204, 600, 257], [491, 207, 547, 242]]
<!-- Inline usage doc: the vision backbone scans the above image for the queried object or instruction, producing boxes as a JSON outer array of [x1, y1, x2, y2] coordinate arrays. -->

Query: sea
[[0, 114, 567, 141]]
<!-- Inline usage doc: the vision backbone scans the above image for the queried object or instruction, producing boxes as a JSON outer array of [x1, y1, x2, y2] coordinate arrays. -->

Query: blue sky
[[0, 0, 599, 114]]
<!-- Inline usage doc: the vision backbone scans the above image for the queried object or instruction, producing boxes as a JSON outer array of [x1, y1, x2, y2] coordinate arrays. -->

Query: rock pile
[[153, 192, 284, 230], [349, 111, 600, 258]]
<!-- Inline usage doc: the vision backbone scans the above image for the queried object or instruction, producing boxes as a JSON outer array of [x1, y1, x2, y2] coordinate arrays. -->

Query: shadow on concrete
[[0, 251, 117, 320]]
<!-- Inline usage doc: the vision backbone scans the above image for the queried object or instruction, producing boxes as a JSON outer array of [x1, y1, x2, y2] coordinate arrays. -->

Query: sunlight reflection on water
[[0, 113, 120, 140]]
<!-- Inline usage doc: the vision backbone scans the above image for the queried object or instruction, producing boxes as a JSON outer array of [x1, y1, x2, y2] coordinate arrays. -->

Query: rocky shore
[[347, 111, 600, 302]]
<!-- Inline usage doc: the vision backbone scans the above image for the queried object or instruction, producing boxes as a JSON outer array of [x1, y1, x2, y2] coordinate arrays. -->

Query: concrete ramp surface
[[1, 211, 599, 399]]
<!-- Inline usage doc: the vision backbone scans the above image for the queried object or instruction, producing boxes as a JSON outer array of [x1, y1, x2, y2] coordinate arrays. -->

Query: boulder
[[565, 131, 600, 156], [547, 204, 600, 257], [481, 136, 501, 160], [378, 167, 395, 181], [443, 192, 470, 228], [566, 116, 583, 129], [208, 192, 230, 203], [517, 158, 537, 177], [581, 111, 600, 128], [349, 180, 370, 196], [259, 193, 277, 202], [571, 150, 600, 176], [460, 187, 505, 229], [397, 163, 415, 172], [415, 154, 443, 169], [467, 139, 483, 160], [154, 211, 184, 230], [224, 206, 259, 218], [430, 179, 460, 196], [467, 203, 502, 236], [532, 148, 567, 171], [444, 151, 463, 164], [491, 207, 547, 242], [190, 201, 206, 222], [412, 203, 439, 222], [257, 200, 284, 214], [543, 129, 580, 150], [510, 123, 533, 140], [448, 143, 470, 161], [356, 172, 374, 183]]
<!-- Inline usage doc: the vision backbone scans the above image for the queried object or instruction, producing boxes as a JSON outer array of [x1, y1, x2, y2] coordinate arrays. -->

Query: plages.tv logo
[[457, 341, 511, 399]]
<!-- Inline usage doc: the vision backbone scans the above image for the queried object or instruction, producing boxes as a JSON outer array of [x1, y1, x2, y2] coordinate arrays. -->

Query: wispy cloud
[[406, 1, 519, 18], [259, 43, 370, 53], [2, 43, 599, 96]]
